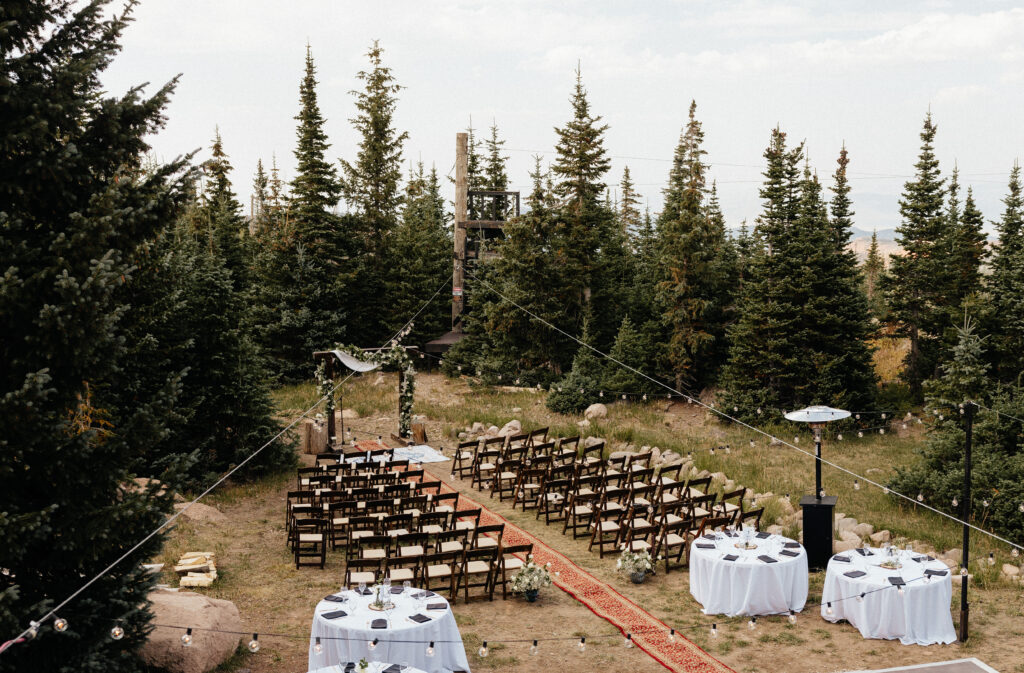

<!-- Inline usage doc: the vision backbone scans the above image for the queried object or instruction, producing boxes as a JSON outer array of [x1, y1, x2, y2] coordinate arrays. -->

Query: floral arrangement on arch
[[333, 330, 416, 437], [314, 361, 335, 420], [510, 556, 553, 594], [617, 548, 658, 576]]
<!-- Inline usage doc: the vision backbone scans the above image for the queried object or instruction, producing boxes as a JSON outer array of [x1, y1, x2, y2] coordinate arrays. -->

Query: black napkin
[[784, 541, 801, 549], [843, 570, 867, 578], [925, 569, 948, 577], [780, 549, 799, 557], [702, 533, 716, 540], [409, 613, 431, 623], [695, 542, 716, 549], [358, 588, 373, 596], [324, 594, 347, 603], [322, 610, 348, 619], [757, 555, 778, 564], [390, 586, 405, 594], [888, 576, 906, 586], [833, 555, 851, 563], [756, 532, 770, 539], [383, 666, 402, 673], [371, 618, 388, 629], [724, 530, 739, 537], [855, 548, 873, 556], [344, 664, 355, 673], [426, 602, 447, 611], [723, 554, 738, 561], [411, 590, 436, 599]]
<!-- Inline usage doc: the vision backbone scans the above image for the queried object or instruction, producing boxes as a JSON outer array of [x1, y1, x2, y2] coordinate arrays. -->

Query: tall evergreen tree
[[951, 186, 986, 306], [481, 122, 510, 221], [199, 129, 249, 286], [465, 119, 484, 220], [251, 157, 271, 235], [884, 113, 949, 399], [618, 165, 643, 236], [0, 2, 189, 669], [988, 163, 1024, 381], [340, 40, 408, 250], [863, 230, 887, 319]]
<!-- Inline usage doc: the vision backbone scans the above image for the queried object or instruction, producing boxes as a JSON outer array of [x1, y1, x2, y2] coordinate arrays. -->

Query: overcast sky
[[103, 0, 1024, 235]]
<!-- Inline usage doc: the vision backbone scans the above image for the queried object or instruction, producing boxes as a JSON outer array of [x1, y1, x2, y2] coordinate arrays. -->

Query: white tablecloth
[[689, 532, 809, 616], [821, 547, 956, 645], [309, 663, 428, 673], [308, 587, 470, 673]]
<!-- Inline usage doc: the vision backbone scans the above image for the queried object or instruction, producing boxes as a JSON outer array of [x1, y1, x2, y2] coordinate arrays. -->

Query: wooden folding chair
[[293, 518, 327, 569], [688, 493, 717, 522], [420, 551, 460, 599], [471, 445, 501, 490], [495, 544, 533, 599], [435, 528, 468, 555], [656, 462, 684, 485], [579, 440, 605, 473], [297, 466, 322, 490], [621, 520, 658, 555], [472, 523, 504, 550], [526, 427, 549, 448], [384, 555, 420, 584], [489, 457, 522, 501], [459, 547, 498, 602], [715, 488, 745, 523], [657, 479, 687, 506], [453, 507, 481, 532], [431, 491, 459, 514], [535, 476, 571, 524], [451, 439, 479, 478], [286, 490, 315, 536], [628, 450, 654, 471], [562, 491, 597, 538], [588, 505, 623, 558], [357, 535, 392, 562], [382, 513, 413, 537], [395, 532, 428, 560], [739, 507, 764, 531], [686, 476, 712, 498], [327, 501, 357, 550], [655, 518, 695, 573], [344, 557, 380, 587], [417, 510, 450, 536], [511, 467, 547, 510]]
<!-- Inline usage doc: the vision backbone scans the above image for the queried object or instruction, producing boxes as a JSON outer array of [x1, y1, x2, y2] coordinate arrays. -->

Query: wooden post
[[325, 356, 335, 448], [452, 132, 468, 331]]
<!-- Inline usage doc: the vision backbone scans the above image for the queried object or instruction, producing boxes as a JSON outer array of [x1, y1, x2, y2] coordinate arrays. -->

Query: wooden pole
[[452, 132, 468, 331], [325, 356, 335, 448], [959, 402, 975, 641]]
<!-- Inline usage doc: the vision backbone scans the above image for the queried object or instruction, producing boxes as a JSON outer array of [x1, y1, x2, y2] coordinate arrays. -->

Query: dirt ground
[[161, 374, 1024, 673]]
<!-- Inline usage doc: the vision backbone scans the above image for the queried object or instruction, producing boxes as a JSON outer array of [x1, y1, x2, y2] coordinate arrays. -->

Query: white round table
[[309, 664, 428, 673], [689, 531, 809, 616], [308, 587, 469, 673], [821, 547, 956, 645]]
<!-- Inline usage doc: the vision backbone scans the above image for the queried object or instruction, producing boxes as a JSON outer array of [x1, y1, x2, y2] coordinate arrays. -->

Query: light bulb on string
[[749, 439, 756, 448], [710, 446, 716, 455], [642, 394, 647, 401], [710, 623, 718, 638], [622, 394, 627, 400], [854, 479, 860, 491], [1019, 502, 1024, 513], [725, 445, 731, 454], [882, 413, 887, 419], [961, 567, 968, 575], [939, 414, 944, 420], [668, 628, 676, 642], [794, 436, 799, 443], [599, 391, 603, 398], [788, 611, 797, 625], [479, 642, 489, 657], [917, 493, 924, 502], [902, 423, 908, 430], [110, 624, 125, 641], [883, 486, 890, 495], [314, 637, 323, 655], [181, 628, 193, 647], [368, 638, 378, 651], [734, 406, 739, 412], [983, 499, 990, 508], [247, 634, 259, 653], [757, 407, 762, 415], [855, 413, 860, 420], [826, 602, 833, 616], [26, 621, 39, 640], [1012, 548, 1020, 558], [988, 552, 995, 566], [624, 633, 634, 648], [578, 637, 586, 652], [53, 617, 68, 633], [530, 640, 539, 656], [879, 428, 885, 435], [747, 617, 757, 630], [426, 641, 436, 657], [952, 497, 958, 508], [858, 431, 864, 438], [837, 433, 843, 441]]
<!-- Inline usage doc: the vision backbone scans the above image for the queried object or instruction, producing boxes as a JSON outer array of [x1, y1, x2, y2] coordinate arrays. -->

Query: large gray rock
[[838, 529, 861, 544], [584, 403, 608, 420], [173, 503, 226, 525], [498, 419, 522, 436], [852, 522, 874, 538], [340, 408, 359, 419], [583, 436, 603, 448], [470, 422, 486, 434], [140, 590, 242, 673], [869, 530, 891, 545], [576, 419, 591, 429], [834, 539, 860, 553], [836, 517, 859, 533], [944, 548, 963, 565]]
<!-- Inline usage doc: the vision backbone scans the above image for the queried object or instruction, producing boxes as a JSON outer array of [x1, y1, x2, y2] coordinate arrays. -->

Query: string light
[[988, 552, 995, 566], [247, 634, 259, 653], [479, 641, 489, 657], [314, 637, 323, 655], [983, 499, 990, 508], [181, 628, 193, 647], [747, 617, 757, 630], [855, 413, 861, 420], [787, 611, 797, 625], [578, 636, 586, 652], [427, 641, 436, 657], [837, 433, 843, 441], [642, 393, 647, 401], [917, 493, 924, 502], [530, 639, 539, 655], [961, 567, 968, 575], [853, 479, 860, 491], [756, 407, 762, 415], [826, 602, 833, 616], [749, 439, 755, 447], [624, 633, 633, 648], [668, 628, 676, 642], [110, 625, 124, 641], [710, 624, 718, 638], [53, 617, 68, 633], [879, 428, 885, 435], [368, 637, 378, 650], [952, 497, 959, 508], [26, 621, 39, 640], [856, 593, 865, 603], [857, 431, 864, 438], [794, 436, 799, 443], [1013, 548, 1020, 558], [710, 446, 716, 455], [897, 586, 905, 596]]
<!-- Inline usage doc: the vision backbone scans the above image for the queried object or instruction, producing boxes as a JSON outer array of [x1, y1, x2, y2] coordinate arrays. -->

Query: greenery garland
[[332, 334, 416, 437]]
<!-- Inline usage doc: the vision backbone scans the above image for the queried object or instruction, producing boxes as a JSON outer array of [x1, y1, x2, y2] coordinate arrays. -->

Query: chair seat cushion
[[400, 545, 425, 557], [577, 488, 595, 496], [720, 502, 740, 513], [299, 533, 324, 543], [455, 520, 475, 530], [434, 505, 454, 513], [388, 567, 415, 581], [439, 541, 463, 553], [523, 483, 541, 490], [349, 571, 376, 584], [426, 564, 452, 577], [661, 493, 679, 504], [693, 507, 710, 518], [476, 537, 498, 548], [387, 528, 409, 537], [666, 533, 686, 545], [662, 513, 683, 525], [478, 463, 495, 471], [633, 497, 650, 507], [502, 557, 524, 571], [458, 451, 474, 459], [687, 487, 705, 498], [499, 471, 517, 480], [543, 493, 564, 501], [628, 540, 651, 551], [570, 505, 592, 515], [467, 560, 491, 574], [332, 517, 349, 526], [598, 521, 619, 532], [421, 524, 444, 535], [350, 530, 373, 540], [362, 549, 386, 559]]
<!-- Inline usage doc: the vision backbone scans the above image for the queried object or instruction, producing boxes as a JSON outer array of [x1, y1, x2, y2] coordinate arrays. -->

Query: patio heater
[[784, 405, 850, 570]]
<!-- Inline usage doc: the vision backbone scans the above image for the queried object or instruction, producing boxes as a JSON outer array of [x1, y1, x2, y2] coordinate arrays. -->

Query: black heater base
[[800, 495, 837, 571]]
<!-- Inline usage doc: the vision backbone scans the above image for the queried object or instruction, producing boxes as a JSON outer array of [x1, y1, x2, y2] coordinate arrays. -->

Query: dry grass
[[871, 337, 910, 384]]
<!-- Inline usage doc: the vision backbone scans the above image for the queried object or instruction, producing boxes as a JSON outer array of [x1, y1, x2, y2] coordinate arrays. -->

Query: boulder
[[838, 529, 861, 544], [660, 450, 679, 464], [724, 480, 736, 493], [952, 572, 971, 586], [498, 419, 522, 436], [944, 548, 963, 565], [584, 403, 608, 420], [583, 436, 603, 448], [1001, 563, 1020, 578], [486, 425, 500, 436], [697, 469, 710, 479], [869, 530, 891, 545], [340, 408, 359, 420], [710, 472, 727, 483], [650, 447, 662, 465], [942, 558, 957, 569], [173, 503, 226, 525], [609, 450, 639, 461], [852, 523, 874, 538], [577, 419, 591, 429], [834, 539, 860, 554], [471, 422, 486, 434], [511, 407, 522, 413], [140, 590, 242, 673], [836, 517, 859, 533], [766, 525, 784, 536]]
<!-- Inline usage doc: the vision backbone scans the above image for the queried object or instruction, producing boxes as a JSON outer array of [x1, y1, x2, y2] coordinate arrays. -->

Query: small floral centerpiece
[[510, 556, 552, 602], [617, 548, 657, 583], [879, 559, 902, 570], [369, 581, 395, 611], [357, 658, 369, 673]]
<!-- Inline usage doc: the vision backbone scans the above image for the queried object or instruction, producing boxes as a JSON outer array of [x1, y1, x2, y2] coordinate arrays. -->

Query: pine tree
[[340, 40, 408, 250], [481, 122, 510, 221], [0, 3, 190, 669], [989, 163, 1024, 381], [546, 313, 606, 414], [951, 186, 986, 305], [657, 102, 732, 390], [603, 316, 657, 394], [251, 158, 271, 235], [618, 165, 643, 236], [884, 113, 949, 399], [465, 119, 484, 220], [199, 129, 249, 287], [863, 230, 887, 319]]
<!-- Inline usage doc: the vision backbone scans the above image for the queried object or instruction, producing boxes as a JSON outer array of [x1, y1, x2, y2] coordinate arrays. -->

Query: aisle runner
[[447, 486, 736, 673]]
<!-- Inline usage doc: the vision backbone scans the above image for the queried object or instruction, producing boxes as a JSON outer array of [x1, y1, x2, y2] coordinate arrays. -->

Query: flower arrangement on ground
[[617, 548, 658, 583], [510, 556, 552, 601]]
